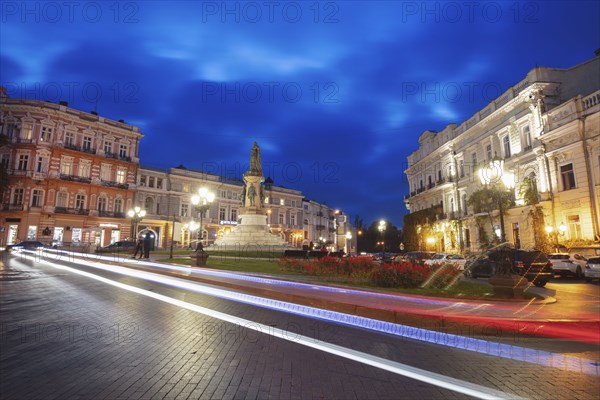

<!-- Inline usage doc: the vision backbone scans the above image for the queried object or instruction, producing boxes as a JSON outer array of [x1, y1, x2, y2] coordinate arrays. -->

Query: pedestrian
[[132, 238, 144, 259], [143, 233, 152, 259]]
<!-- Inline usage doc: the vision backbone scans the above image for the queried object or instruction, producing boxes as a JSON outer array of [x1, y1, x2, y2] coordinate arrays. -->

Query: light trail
[[29, 254, 523, 400], [21, 251, 600, 376]]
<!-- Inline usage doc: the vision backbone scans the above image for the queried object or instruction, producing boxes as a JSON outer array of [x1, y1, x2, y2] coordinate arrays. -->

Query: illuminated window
[[56, 192, 68, 207], [40, 126, 53, 141], [180, 204, 189, 217], [560, 163, 576, 191], [60, 158, 73, 175], [21, 122, 33, 140], [567, 215, 582, 239], [116, 168, 126, 184]]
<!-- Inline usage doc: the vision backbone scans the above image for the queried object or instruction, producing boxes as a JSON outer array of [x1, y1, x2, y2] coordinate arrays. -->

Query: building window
[[183, 184, 190, 193], [60, 158, 73, 175], [279, 213, 285, 225], [75, 194, 86, 210], [1, 154, 9, 169], [230, 208, 237, 221], [486, 144, 492, 161], [291, 200, 296, 208], [12, 188, 24, 205], [17, 154, 29, 170], [83, 136, 93, 151], [291, 214, 296, 226], [181, 204, 189, 217], [56, 192, 68, 207], [139, 175, 147, 186], [40, 126, 53, 142], [471, 152, 477, 167], [104, 141, 112, 154], [459, 159, 465, 177], [219, 207, 226, 220], [98, 197, 107, 212], [119, 144, 127, 158], [144, 197, 154, 212], [100, 164, 111, 181], [36, 156, 44, 173], [31, 189, 43, 207], [264, 196, 269, 204], [114, 198, 123, 213], [280, 198, 285, 206], [560, 163, 576, 191], [148, 177, 155, 188], [21, 122, 33, 140], [522, 125, 532, 150], [116, 168, 126, 184], [157, 178, 163, 189], [502, 135, 511, 158], [79, 162, 91, 178], [64, 131, 74, 145], [567, 215, 582, 239]]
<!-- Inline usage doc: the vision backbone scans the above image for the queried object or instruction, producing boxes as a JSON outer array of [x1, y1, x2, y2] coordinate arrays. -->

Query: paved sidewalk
[[82, 253, 600, 346]]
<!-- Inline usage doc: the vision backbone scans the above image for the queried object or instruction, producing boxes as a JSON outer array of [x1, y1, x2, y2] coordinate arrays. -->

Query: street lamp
[[191, 187, 215, 247], [344, 231, 352, 255], [127, 206, 146, 240], [378, 219, 386, 258], [546, 223, 567, 251]]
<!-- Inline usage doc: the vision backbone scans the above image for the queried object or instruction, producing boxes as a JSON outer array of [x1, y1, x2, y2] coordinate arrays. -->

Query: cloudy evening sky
[[1, 0, 599, 227]]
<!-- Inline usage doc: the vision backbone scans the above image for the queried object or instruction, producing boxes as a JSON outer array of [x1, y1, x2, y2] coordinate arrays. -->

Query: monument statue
[[248, 185, 256, 206], [210, 141, 290, 250], [249, 141, 263, 176]]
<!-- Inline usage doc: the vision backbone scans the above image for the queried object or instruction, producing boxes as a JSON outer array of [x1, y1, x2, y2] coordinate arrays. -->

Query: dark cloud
[[2, 0, 599, 227]]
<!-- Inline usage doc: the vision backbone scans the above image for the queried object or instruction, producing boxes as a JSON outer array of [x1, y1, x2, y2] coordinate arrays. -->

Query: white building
[[405, 53, 600, 253]]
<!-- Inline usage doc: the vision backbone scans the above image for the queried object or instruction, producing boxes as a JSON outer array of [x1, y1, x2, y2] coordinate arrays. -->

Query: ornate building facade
[[0, 88, 142, 247], [404, 54, 600, 253]]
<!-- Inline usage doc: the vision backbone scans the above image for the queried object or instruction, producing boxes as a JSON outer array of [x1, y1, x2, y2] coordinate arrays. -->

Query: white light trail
[[31, 255, 521, 400]]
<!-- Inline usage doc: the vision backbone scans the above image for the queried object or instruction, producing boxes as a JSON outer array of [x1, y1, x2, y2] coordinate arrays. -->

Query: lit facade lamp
[[546, 223, 567, 250], [426, 236, 436, 251], [344, 231, 352, 254], [191, 188, 215, 247], [127, 206, 146, 240]]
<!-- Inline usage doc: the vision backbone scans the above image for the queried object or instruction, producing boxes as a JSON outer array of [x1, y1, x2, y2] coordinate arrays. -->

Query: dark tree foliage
[[403, 205, 442, 252]]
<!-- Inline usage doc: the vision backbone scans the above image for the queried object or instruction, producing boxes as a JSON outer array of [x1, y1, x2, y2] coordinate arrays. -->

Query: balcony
[[416, 187, 425, 194], [100, 180, 129, 190], [98, 210, 126, 218], [436, 177, 445, 185], [81, 146, 96, 155], [59, 174, 92, 184], [54, 207, 90, 215], [9, 169, 31, 177], [63, 142, 81, 152], [6, 204, 24, 211], [427, 182, 435, 189]]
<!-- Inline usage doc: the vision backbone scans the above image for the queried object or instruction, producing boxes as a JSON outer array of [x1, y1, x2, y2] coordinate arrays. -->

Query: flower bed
[[278, 257, 463, 289]]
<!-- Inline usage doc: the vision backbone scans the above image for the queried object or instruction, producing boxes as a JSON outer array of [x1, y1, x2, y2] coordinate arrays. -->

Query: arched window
[[144, 197, 154, 213]]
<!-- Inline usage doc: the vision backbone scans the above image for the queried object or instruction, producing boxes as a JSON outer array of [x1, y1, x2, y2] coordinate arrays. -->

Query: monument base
[[489, 274, 529, 299], [209, 212, 293, 251]]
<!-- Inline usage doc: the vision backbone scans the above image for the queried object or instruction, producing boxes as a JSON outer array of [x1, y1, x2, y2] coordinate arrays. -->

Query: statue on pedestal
[[249, 141, 263, 176]]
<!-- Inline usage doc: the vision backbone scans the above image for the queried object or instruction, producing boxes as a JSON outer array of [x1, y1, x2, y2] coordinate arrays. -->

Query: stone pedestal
[[489, 274, 529, 299], [191, 251, 209, 267]]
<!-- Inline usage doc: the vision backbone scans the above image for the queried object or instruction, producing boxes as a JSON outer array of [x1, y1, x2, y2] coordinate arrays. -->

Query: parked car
[[584, 257, 600, 282], [548, 253, 587, 279], [400, 251, 436, 264], [424, 253, 467, 270], [464, 248, 554, 287], [96, 240, 136, 253], [5, 241, 47, 252]]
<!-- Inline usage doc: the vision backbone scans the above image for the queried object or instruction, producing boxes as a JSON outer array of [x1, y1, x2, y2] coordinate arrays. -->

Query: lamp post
[[378, 219, 386, 258], [127, 206, 146, 240], [545, 223, 567, 251], [191, 187, 215, 248], [344, 231, 352, 255]]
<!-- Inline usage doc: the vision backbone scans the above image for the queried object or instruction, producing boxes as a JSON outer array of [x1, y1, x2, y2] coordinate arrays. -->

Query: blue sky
[[1, 1, 599, 227]]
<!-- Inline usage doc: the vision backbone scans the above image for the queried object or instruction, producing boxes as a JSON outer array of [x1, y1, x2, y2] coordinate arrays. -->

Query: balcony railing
[[100, 180, 129, 189], [6, 204, 24, 211], [59, 174, 92, 184], [98, 210, 126, 218], [63, 142, 81, 151], [54, 207, 90, 215]]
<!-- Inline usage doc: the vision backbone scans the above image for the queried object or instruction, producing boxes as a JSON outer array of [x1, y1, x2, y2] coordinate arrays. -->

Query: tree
[[467, 187, 512, 248], [403, 205, 441, 252]]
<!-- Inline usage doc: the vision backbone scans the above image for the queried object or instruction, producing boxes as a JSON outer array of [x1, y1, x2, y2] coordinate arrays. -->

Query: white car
[[584, 257, 600, 282], [548, 253, 587, 279], [424, 253, 467, 270]]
